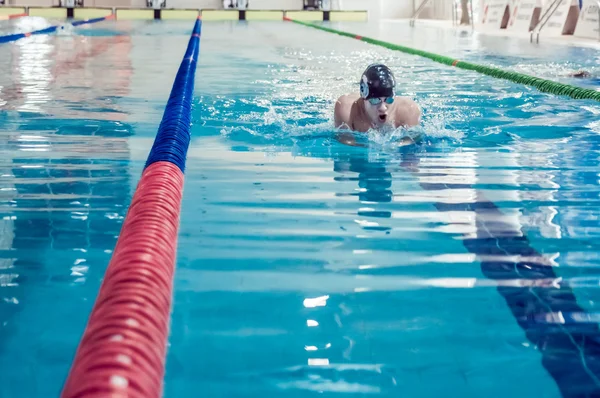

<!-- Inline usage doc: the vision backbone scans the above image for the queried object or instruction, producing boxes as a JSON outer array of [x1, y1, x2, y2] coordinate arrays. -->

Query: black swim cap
[[359, 64, 396, 100]]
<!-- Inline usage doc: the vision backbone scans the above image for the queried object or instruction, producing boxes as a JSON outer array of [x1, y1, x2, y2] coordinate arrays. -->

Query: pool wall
[[0, 6, 368, 21]]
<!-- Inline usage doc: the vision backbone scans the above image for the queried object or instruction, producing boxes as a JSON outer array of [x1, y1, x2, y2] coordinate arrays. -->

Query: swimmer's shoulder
[[336, 93, 360, 106], [393, 96, 421, 127], [334, 94, 358, 117], [335, 94, 360, 129], [394, 96, 419, 107]]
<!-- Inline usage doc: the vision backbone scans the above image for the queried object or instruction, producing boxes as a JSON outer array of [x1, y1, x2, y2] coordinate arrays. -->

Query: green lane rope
[[287, 18, 600, 102]]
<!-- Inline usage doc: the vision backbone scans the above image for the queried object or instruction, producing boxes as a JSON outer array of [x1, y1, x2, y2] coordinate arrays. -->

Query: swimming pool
[[1, 17, 600, 397]]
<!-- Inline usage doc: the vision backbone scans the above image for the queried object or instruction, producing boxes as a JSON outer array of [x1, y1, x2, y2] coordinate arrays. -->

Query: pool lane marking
[[396, 152, 600, 395]]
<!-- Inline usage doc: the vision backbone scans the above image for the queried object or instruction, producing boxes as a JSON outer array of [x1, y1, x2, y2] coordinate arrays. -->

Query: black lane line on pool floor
[[398, 153, 600, 397]]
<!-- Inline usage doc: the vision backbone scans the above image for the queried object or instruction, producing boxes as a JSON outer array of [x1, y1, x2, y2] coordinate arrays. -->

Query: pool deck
[[400, 18, 600, 50], [2, 6, 597, 50]]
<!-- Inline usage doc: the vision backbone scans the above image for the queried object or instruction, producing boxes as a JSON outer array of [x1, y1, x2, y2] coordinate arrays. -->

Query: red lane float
[[61, 162, 184, 398]]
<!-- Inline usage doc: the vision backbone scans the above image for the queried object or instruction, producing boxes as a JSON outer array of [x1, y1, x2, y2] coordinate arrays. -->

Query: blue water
[[1, 17, 600, 398]]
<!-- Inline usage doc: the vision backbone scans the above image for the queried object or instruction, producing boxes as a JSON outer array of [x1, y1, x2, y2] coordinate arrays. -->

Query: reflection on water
[[334, 153, 393, 234], [0, 19, 139, 398], [334, 154, 393, 205], [0, 20, 132, 118], [0, 120, 133, 398]]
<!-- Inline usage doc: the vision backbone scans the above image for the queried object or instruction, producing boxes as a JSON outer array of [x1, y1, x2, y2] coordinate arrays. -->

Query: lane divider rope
[[60, 16, 201, 398], [286, 18, 600, 102], [0, 15, 114, 44], [0, 12, 27, 21]]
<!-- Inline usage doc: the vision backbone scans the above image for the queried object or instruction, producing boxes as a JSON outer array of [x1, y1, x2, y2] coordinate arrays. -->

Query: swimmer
[[334, 64, 421, 146], [568, 70, 592, 78], [563, 70, 600, 84]]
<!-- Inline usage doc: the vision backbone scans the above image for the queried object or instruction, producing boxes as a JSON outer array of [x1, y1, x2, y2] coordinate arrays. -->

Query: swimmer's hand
[[336, 132, 418, 148], [335, 132, 366, 147], [397, 136, 415, 147]]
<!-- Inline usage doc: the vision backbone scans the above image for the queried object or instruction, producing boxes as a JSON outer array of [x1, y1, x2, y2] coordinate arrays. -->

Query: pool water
[[1, 17, 600, 398]]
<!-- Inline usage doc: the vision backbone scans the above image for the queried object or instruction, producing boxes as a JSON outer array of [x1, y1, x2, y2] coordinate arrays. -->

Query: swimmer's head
[[360, 64, 396, 126]]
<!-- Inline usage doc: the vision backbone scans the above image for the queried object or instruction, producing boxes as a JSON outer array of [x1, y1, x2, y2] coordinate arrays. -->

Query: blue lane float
[[144, 17, 201, 173]]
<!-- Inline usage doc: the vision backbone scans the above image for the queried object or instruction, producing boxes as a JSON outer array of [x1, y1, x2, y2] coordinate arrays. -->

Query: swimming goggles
[[367, 97, 395, 105]]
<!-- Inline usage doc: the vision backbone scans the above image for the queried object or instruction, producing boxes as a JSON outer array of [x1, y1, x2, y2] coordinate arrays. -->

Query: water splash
[[216, 96, 464, 149]]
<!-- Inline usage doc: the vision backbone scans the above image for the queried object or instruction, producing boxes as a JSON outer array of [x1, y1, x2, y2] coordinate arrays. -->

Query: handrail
[[535, 0, 563, 43], [410, 0, 432, 26], [529, 0, 561, 42], [530, 0, 563, 43]]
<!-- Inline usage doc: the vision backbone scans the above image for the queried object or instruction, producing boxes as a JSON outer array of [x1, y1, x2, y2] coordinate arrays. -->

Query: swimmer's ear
[[360, 76, 369, 98]]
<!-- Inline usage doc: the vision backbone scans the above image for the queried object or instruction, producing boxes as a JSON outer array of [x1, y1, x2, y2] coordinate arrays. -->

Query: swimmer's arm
[[334, 99, 343, 128], [334, 97, 349, 129]]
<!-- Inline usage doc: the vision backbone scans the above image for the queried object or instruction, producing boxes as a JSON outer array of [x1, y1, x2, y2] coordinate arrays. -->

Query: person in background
[[569, 70, 591, 78]]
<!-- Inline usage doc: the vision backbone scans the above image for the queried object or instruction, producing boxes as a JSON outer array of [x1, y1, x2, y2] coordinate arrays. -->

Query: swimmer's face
[[364, 97, 394, 125]]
